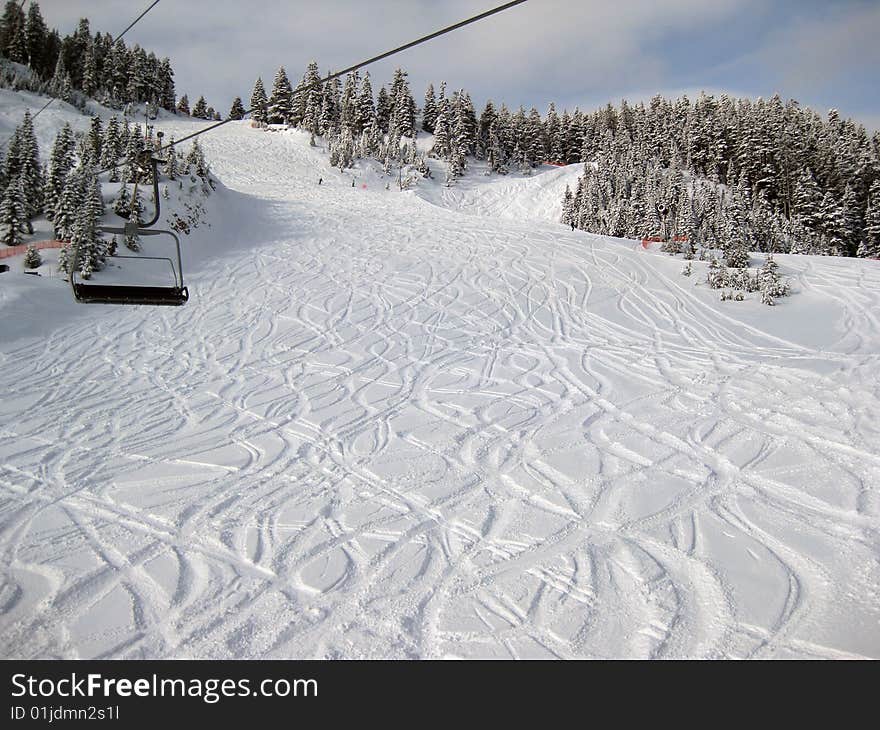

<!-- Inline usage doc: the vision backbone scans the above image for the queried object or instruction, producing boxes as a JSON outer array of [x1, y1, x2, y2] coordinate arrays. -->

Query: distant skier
[[318, 177, 322, 185], [570, 220, 575, 232], [351, 179, 355, 188]]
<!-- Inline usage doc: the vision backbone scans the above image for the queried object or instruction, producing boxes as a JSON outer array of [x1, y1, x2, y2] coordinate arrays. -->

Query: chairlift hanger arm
[[118, 153, 163, 228]]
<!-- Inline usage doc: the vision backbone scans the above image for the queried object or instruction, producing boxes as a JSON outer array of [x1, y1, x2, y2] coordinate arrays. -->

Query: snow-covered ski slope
[[2, 104, 880, 659]]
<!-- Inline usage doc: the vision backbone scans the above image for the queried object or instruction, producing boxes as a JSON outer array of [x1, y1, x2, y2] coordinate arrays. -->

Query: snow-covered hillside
[[1, 96, 879, 660]]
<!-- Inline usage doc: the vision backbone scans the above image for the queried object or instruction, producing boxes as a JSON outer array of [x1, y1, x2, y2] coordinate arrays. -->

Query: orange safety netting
[[0, 240, 66, 259]]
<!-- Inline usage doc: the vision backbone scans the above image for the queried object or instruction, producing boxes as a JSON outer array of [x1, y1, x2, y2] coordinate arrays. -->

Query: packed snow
[[1, 98, 879, 659]]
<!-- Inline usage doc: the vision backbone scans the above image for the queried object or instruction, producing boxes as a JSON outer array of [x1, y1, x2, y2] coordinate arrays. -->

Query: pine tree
[[449, 113, 467, 179], [706, 255, 727, 289], [458, 92, 478, 155], [57, 243, 71, 274], [1, 0, 26, 63], [4, 127, 21, 187], [23, 244, 41, 269], [177, 94, 190, 115], [82, 40, 99, 97], [68, 167, 105, 273], [16, 110, 42, 220], [478, 100, 497, 157], [293, 61, 322, 127], [858, 180, 880, 258], [840, 184, 861, 256], [228, 97, 246, 120], [71, 202, 96, 277], [267, 66, 293, 125], [24, 1, 49, 73], [423, 83, 437, 133], [54, 166, 84, 241], [46, 123, 76, 222], [432, 104, 450, 159], [340, 71, 359, 133], [191, 95, 208, 119], [88, 167, 105, 219], [0, 0, 24, 57], [356, 72, 376, 134], [544, 103, 559, 162], [126, 45, 147, 104], [319, 82, 338, 136], [250, 77, 268, 124], [522, 107, 544, 167], [85, 116, 103, 166], [819, 191, 846, 256], [186, 140, 209, 178], [164, 137, 178, 179], [158, 58, 176, 110], [124, 185, 143, 251], [561, 184, 574, 226], [0, 177, 26, 247], [101, 116, 121, 170], [113, 183, 130, 218], [302, 84, 322, 135], [758, 254, 789, 304], [389, 68, 415, 139], [376, 86, 391, 133], [723, 190, 750, 268]]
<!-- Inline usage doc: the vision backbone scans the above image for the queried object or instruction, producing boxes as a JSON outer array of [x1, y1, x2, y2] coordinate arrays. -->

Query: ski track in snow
[[1, 119, 879, 659]]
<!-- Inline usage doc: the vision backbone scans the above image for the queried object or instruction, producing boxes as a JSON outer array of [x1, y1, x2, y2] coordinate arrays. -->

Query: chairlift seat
[[71, 226, 188, 307], [71, 283, 189, 306]]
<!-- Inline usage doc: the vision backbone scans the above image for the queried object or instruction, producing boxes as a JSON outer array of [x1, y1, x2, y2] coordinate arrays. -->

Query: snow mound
[[417, 161, 584, 225]]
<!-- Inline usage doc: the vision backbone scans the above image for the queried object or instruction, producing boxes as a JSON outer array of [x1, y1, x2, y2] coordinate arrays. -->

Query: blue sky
[[40, 0, 880, 130]]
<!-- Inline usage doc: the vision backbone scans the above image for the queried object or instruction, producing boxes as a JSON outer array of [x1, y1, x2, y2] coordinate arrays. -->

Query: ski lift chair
[[71, 148, 189, 307]]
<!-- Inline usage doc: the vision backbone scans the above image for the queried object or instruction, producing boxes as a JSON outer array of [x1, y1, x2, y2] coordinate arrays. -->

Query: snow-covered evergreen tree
[[124, 185, 143, 251], [53, 164, 84, 240], [319, 80, 339, 136], [293, 61, 322, 128], [23, 244, 41, 269], [376, 85, 391, 133], [101, 116, 121, 169], [389, 68, 415, 139], [356, 71, 376, 134], [46, 122, 75, 221], [432, 99, 451, 159], [85, 116, 103, 166], [191, 95, 208, 119], [267, 66, 293, 125], [858, 180, 880, 258], [0, 176, 26, 246], [423, 83, 437, 133], [228, 96, 246, 120], [185, 140, 209, 179], [163, 137, 178, 180], [113, 181, 130, 217], [24, 1, 49, 74], [16, 110, 42, 220], [250, 77, 268, 124]]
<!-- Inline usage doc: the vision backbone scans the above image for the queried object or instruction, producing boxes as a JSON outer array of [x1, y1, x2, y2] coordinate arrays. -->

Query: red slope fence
[[640, 235, 689, 249], [0, 240, 66, 259]]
